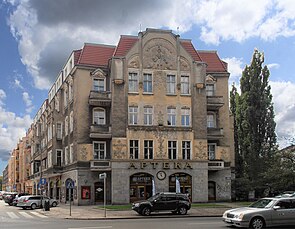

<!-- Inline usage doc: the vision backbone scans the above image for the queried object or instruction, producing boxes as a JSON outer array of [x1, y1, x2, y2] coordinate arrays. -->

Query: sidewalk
[[36, 203, 238, 220]]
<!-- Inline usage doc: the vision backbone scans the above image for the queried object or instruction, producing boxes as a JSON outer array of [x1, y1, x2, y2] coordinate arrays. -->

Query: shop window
[[81, 186, 91, 199]]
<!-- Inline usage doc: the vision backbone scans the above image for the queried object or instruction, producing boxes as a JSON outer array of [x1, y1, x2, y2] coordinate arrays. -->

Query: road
[[1, 200, 294, 229]]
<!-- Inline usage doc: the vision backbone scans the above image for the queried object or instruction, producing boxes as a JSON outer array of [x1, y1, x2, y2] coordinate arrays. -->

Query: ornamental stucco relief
[[143, 38, 176, 70], [194, 140, 207, 160]]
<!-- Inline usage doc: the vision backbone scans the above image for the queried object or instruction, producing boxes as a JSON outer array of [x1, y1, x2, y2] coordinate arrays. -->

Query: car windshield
[[249, 199, 275, 208]]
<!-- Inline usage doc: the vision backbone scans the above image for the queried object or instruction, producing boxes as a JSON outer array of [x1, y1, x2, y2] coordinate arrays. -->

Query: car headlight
[[134, 203, 140, 207], [238, 213, 244, 220], [222, 212, 228, 218]]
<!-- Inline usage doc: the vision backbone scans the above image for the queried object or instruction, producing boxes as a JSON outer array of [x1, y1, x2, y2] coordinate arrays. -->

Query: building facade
[[4, 29, 234, 205]]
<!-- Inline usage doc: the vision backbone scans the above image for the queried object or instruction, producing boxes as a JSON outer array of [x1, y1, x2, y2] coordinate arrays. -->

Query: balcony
[[208, 160, 224, 170], [207, 127, 224, 140], [90, 125, 112, 139], [89, 91, 111, 107], [90, 160, 111, 171], [207, 96, 224, 110]]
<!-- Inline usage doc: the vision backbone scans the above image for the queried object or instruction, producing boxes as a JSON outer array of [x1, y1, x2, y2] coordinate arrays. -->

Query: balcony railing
[[90, 160, 111, 171], [207, 96, 224, 109], [89, 91, 111, 107], [89, 125, 112, 138], [208, 160, 224, 170], [207, 127, 224, 139]]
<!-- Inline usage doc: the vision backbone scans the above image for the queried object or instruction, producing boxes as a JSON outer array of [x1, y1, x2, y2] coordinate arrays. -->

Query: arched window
[[93, 108, 105, 125]]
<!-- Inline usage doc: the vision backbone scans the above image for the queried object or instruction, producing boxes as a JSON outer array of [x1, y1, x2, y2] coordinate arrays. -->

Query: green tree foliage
[[230, 49, 277, 199]]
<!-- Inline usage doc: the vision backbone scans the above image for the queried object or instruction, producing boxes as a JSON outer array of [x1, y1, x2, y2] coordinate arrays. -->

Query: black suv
[[132, 192, 191, 216]]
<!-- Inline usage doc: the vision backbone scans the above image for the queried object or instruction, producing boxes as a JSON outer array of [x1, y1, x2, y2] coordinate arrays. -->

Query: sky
[[1, 0, 295, 173]]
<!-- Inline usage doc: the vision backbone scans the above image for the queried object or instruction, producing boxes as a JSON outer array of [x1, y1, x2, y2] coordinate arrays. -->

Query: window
[[167, 107, 176, 126], [143, 73, 153, 93], [206, 84, 215, 96], [144, 140, 153, 159], [168, 141, 177, 159], [181, 108, 190, 126], [65, 116, 68, 136], [70, 144, 74, 164], [55, 97, 60, 112], [208, 143, 216, 160], [130, 140, 139, 159], [93, 78, 105, 91], [144, 106, 153, 125], [48, 150, 52, 168], [56, 123, 62, 140], [182, 141, 191, 160], [93, 108, 105, 125], [47, 124, 53, 141], [128, 72, 138, 92], [56, 149, 62, 166], [93, 142, 106, 160], [69, 83, 73, 101], [181, 75, 189, 94], [81, 186, 91, 199], [129, 106, 138, 125], [70, 111, 73, 133], [65, 147, 69, 165], [207, 114, 215, 128], [64, 86, 68, 107], [167, 75, 176, 94]]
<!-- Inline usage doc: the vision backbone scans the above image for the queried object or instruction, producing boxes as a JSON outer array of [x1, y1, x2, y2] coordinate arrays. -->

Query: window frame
[[144, 140, 153, 159], [144, 106, 153, 125], [208, 143, 216, 160], [93, 141, 106, 160], [180, 75, 190, 95], [93, 78, 105, 92], [166, 74, 176, 94], [93, 108, 106, 125], [181, 107, 190, 126], [168, 140, 177, 159], [129, 106, 138, 125], [182, 141, 191, 160], [129, 140, 139, 159], [167, 107, 176, 126], [128, 72, 139, 93], [143, 73, 153, 93]]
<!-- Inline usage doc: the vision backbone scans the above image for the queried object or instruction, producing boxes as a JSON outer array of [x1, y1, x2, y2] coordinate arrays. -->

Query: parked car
[[17, 195, 58, 209], [275, 191, 295, 198], [12, 193, 30, 206], [3, 192, 18, 206], [132, 192, 191, 216], [0, 191, 5, 200], [222, 197, 295, 229]]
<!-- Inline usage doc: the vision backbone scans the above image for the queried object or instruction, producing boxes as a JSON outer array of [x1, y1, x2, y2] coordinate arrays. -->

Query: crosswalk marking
[[7, 212, 19, 219], [19, 212, 34, 218], [30, 211, 48, 218]]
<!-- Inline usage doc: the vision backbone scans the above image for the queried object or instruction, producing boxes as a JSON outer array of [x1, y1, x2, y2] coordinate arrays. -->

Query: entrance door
[[208, 181, 216, 201], [94, 182, 104, 203], [130, 173, 153, 203]]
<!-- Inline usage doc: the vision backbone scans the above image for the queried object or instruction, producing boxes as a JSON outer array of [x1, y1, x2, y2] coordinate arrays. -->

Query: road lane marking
[[7, 212, 19, 219], [68, 227, 112, 229], [19, 212, 34, 218], [30, 211, 48, 218]]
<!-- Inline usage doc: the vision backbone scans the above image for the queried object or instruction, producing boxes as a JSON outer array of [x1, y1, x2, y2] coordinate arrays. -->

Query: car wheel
[[178, 206, 187, 215], [51, 202, 57, 207], [141, 207, 151, 216], [31, 203, 37, 210], [250, 217, 265, 229]]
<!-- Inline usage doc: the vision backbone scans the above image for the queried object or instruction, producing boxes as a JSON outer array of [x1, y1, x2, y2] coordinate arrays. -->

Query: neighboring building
[[6, 28, 234, 205], [2, 166, 8, 191]]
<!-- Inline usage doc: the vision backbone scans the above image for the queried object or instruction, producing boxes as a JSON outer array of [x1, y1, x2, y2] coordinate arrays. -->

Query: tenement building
[[6, 28, 234, 205]]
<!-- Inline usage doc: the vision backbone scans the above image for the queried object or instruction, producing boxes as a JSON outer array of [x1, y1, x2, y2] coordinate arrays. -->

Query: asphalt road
[[1, 200, 295, 229]]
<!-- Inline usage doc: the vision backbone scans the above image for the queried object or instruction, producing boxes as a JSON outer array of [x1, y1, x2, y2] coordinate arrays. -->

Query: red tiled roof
[[180, 40, 202, 62], [77, 43, 116, 67], [114, 35, 138, 57], [74, 49, 82, 65], [198, 51, 227, 72]]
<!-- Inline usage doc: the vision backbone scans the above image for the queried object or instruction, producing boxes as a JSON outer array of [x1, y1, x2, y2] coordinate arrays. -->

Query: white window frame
[[129, 140, 139, 159], [93, 141, 106, 160], [167, 107, 176, 126], [93, 78, 105, 92], [129, 106, 138, 125], [70, 111, 74, 133], [166, 74, 176, 94], [70, 144, 74, 164], [65, 146, 69, 165], [144, 106, 153, 125], [181, 75, 190, 94], [143, 73, 153, 93], [64, 86, 68, 108], [48, 150, 52, 168], [56, 122, 63, 140], [207, 113, 216, 128], [65, 116, 69, 136], [181, 108, 190, 126], [182, 141, 191, 160], [144, 140, 153, 159], [208, 143, 216, 160], [206, 84, 215, 96], [128, 72, 139, 93], [168, 140, 177, 159], [93, 108, 106, 125]]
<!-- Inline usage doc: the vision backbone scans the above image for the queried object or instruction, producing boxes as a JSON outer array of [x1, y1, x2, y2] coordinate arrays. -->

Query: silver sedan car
[[222, 197, 295, 229]]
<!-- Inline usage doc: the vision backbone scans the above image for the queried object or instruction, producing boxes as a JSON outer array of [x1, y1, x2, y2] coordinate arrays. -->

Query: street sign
[[39, 178, 47, 185], [66, 180, 74, 189], [99, 173, 106, 180]]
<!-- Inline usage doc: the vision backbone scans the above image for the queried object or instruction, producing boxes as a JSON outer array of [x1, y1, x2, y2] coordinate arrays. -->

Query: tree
[[231, 49, 277, 199]]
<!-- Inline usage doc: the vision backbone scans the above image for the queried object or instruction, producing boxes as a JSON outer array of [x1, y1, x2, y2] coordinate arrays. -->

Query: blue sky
[[1, 0, 295, 173]]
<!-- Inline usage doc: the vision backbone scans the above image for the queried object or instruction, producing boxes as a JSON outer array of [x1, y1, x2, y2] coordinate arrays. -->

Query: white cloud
[[267, 63, 280, 70], [223, 57, 244, 83], [270, 81, 295, 148], [0, 89, 6, 106], [22, 92, 34, 113]]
